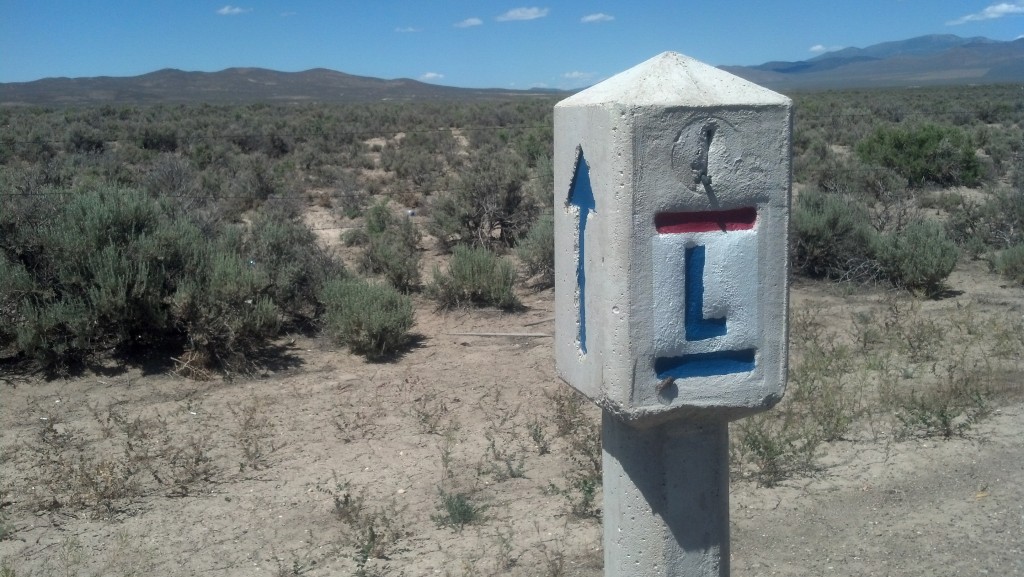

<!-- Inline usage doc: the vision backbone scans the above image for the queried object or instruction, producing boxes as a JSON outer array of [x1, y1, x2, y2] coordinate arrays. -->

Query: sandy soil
[[2, 227, 1022, 577]]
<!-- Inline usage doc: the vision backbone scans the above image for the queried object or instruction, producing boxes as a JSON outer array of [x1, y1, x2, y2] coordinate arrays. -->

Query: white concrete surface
[[553, 51, 792, 426], [602, 415, 730, 577]]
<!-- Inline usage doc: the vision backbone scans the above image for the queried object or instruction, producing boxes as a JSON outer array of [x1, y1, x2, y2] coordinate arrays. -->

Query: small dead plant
[[230, 394, 279, 472]]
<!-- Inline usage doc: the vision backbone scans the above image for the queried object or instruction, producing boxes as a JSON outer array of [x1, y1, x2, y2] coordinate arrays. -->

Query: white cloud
[[809, 43, 843, 54], [455, 17, 483, 28], [948, 2, 1024, 25], [420, 72, 444, 82], [496, 7, 549, 21], [563, 71, 594, 80], [395, 27, 420, 33], [581, 13, 614, 23], [216, 5, 250, 16]]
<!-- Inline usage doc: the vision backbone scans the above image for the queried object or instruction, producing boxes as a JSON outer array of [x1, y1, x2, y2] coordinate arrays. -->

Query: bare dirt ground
[[2, 222, 1023, 577]]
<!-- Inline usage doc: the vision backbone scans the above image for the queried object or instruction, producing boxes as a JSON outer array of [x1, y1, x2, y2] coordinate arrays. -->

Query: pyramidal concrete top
[[558, 51, 789, 108]]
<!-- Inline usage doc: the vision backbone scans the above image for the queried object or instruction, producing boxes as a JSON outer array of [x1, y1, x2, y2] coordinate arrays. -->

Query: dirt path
[[732, 403, 1024, 576]]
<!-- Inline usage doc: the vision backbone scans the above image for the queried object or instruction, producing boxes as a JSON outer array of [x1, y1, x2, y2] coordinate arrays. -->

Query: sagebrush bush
[[65, 123, 106, 154], [170, 250, 281, 370], [246, 210, 343, 320], [856, 123, 982, 187], [428, 246, 519, 309], [356, 201, 422, 292], [139, 125, 179, 152], [993, 244, 1024, 285], [945, 186, 1024, 253], [875, 220, 958, 296], [221, 153, 281, 217], [0, 255, 35, 350], [791, 188, 879, 280], [428, 147, 538, 249], [0, 185, 340, 371], [362, 226, 421, 292], [363, 201, 393, 236], [792, 188, 958, 293], [810, 153, 861, 196], [9, 187, 174, 365], [320, 277, 414, 359], [516, 211, 554, 287], [144, 154, 200, 199]]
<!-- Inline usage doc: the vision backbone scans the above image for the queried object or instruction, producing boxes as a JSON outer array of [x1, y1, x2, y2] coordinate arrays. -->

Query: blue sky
[[2, 1, 1023, 88]]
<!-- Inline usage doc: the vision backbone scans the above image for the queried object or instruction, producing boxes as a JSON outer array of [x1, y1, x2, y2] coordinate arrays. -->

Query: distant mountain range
[[2, 34, 1022, 105], [723, 34, 1024, 91], [0, 67, 563, 106]]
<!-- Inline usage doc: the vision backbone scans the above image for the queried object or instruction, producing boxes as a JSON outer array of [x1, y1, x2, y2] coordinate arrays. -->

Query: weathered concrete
[[602, 414, 729, 576], [553, 51, 792, 427], [553, 52, 792, 577]]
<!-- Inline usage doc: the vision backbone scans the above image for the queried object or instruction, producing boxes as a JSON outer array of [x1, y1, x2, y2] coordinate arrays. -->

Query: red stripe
[[655, 207, 757, 233]]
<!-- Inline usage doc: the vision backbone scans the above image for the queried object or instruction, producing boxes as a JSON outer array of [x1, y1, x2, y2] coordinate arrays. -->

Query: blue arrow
[[568, 151, 595, 354]]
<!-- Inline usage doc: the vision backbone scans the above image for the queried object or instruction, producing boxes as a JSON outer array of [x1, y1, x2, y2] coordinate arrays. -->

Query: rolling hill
[[2, 34, 1022, 105], [722, 34, 1024, 91], [0, 67, 564, 106]]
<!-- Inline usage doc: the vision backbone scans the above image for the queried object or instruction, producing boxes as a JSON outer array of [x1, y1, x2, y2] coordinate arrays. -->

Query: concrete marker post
[[603, 416, 730, 575], [553, 53, 792, 576]]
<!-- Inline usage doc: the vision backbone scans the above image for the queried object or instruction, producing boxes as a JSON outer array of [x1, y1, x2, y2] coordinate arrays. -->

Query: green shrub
[[0, 256, 34, 351], [144, 154, 200, 199], [895, 369, 991, 439], [334, 185, 368, 219], [222, 153, 280, 216], [993, 244, 1024, 285], [856, 123, 982, 187], [170, 250, 281, 370], [945, 187, 1024, 252], [791, 188, 879, 280], [427, 246, 519, 310], [792, 189, 956, 293], [81, 244, 170, 339], [363, 201, 393, 236], [65, 124, 106, 154], [875, 220, 958, 296], [8, 187, 174, 365], [516, 211, 554, 287], [432, 492, 487, 531], [380, 141, 446, 191], [944, 196, 989, 257], [15, 297, 94, 367], [361, 228, 421, 292], [320, 277, 414, 360], [246, 210, 342, 320], [428, 147, 538, 249], [341, 228, 369, 247], [356, 202, 421, 293], [733, 410, 820, 487], [0, 186, 341, 372], [139, 126, 178, 152], [811, 154, 861, 196]]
